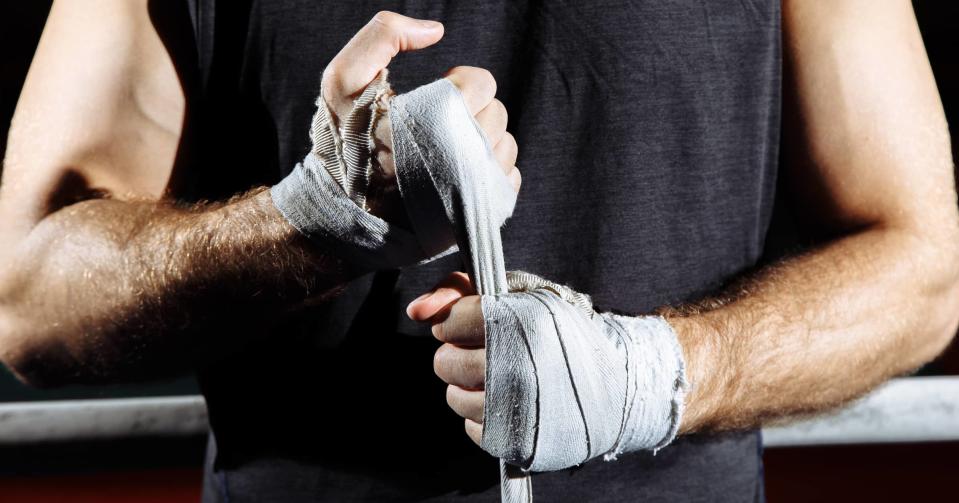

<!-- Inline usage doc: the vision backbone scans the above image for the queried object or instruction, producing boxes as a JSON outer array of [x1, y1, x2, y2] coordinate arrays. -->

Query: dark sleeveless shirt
[[187, 1, 781, 501]]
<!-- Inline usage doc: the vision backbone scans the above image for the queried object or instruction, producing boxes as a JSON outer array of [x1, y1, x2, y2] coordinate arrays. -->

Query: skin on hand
[[408, 272, 487, 446], [319, 11, 521, 220]]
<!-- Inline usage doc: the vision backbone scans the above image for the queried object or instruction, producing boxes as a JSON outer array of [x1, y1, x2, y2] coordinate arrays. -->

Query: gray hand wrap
[[308, 70, 390, 210], [482, 271, 688, 472], [274, 70, 685, 500], [390, 78, 518, 286], [271, 72, 514, 270]]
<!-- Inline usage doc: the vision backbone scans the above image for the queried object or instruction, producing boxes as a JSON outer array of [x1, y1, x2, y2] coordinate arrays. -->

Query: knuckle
[[455, 298, 486, 343], [502, 131, 517, 150], [490, 99, 508, 123], [476, 67, 494, 82], [465, 419, 484, 443], [371, 10, 401, 29], [495, 99, 508, 116], [445, 385, 458, 406], [433, 317, 455, 342], [468, 351, 487, 384], [321, 66, 344, 93], [321, 66, 335, 85], [464, 351, 480, 377], [478, 68, 497, 95], [433, 345, 450, 378]]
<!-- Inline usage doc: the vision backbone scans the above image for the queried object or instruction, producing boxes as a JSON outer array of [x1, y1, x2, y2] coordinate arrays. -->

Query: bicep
[[782, 0, 954, 236], [0, 0, 184, 238]]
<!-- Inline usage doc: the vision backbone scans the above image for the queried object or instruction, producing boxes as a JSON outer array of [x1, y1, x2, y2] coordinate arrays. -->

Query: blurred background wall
[[0, 1, 957, 502]]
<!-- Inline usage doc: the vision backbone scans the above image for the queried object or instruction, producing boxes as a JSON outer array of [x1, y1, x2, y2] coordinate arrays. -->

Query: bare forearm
[[670, 226, 959, 433], [0, 189, 349, 385]]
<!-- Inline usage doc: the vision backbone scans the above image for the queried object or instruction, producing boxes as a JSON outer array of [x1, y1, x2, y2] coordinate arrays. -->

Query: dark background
[[1, 1, 957, 502]]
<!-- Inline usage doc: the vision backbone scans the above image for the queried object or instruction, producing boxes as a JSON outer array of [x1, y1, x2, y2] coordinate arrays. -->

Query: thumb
[[323, 11, 443, 102], [407, 272, 475, 321]]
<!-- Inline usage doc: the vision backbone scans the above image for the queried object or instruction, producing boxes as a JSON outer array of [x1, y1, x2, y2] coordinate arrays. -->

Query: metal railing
[[1, 376, 957, 447]]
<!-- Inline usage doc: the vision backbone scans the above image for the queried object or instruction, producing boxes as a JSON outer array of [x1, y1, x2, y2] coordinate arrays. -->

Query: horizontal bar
[[762, 376, 959, 447], [0, 395, 207, 444], [0, 377, 957, 447]]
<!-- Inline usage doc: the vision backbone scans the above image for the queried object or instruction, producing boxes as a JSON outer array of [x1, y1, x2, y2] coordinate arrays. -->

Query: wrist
[[666, 314, 729, 434], [216, 188, 358, 292]]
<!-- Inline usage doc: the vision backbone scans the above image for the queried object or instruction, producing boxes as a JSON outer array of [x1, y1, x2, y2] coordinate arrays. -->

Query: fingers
[[493, 132, 518, 172], [475, 100, 521, 192], [507, 167, 522, 193], [406, 272, 474, 321], [446, 385, 485, 424], [445, 66, 497, 115], [465, 419, 483, 446], [434, 344, 486, 390], [324, 12, 443, 103], [432, 296, 485, 347], [475, 99, 508, 146]]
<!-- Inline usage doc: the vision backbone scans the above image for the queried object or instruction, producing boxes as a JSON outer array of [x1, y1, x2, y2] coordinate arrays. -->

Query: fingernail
[[406, 291, 433, 319], [418, 19, 442, 29]]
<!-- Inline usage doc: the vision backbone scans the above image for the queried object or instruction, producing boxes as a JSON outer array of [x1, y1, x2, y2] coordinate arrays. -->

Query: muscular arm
[[673, 0, 959, 432], [0, 1, 348, 386], [0, 4, 509, 387], [416, 0, 959, 448], [1, 190, 345, 386]]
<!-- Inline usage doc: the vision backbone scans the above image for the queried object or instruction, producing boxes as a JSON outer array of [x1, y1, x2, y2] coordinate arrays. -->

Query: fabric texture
[[483, 272, 687, 472], [391, 78, 517, 291], [271, 73, 517, 273], [309, 70, 391, 209], [271, 152, 427, 270], [271, 68, 433, 270]]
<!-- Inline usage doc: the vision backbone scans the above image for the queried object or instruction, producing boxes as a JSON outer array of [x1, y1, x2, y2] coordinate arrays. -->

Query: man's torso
[[189, 1, 781, 501]]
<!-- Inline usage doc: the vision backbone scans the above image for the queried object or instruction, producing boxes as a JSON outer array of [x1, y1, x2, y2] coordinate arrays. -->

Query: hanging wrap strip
[[389, 78, 531, 502], [273, 74, 687, 502], [390, 79, 687, 500]]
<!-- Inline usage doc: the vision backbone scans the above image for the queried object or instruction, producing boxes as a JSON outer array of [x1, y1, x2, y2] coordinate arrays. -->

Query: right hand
[[320, 11, 521, 221]]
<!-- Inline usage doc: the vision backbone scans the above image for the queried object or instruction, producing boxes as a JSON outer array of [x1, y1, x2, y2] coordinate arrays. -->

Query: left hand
[[316, 11, 520, 222], [407, 272, 486, 445]]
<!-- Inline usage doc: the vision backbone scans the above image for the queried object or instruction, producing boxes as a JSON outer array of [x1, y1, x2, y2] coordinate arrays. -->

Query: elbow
[[925, 274, 959, 363], [915, 222, 959, 363], [0, 308, 76, 389]]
